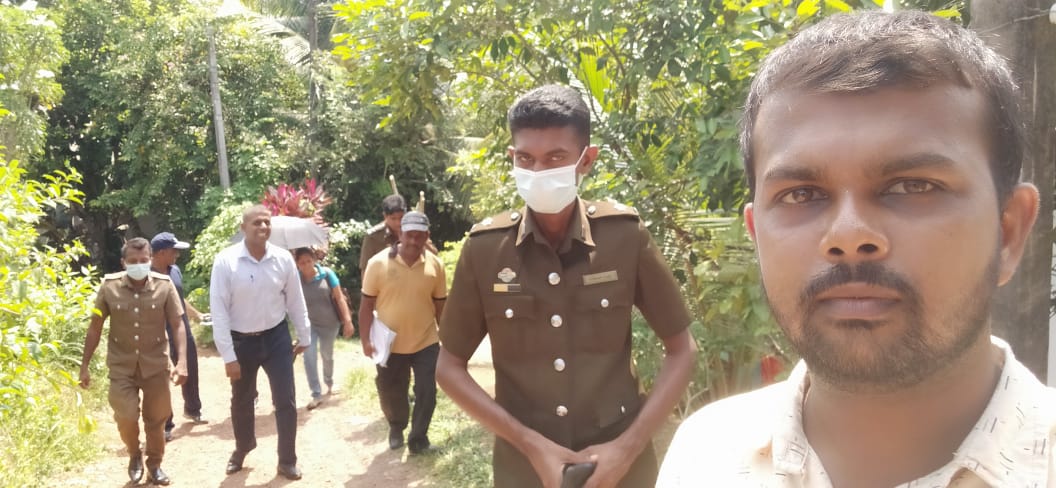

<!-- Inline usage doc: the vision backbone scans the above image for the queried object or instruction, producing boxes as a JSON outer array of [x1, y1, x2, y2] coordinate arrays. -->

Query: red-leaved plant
[[261, 179, 332, 225]]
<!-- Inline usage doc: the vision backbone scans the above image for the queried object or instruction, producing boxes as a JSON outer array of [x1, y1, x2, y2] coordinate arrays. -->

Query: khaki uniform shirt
[[359, 223, 398, 277], [657, 336, 1056, 488], [440, 199, 692, 488], [93, 271, 184, 379]]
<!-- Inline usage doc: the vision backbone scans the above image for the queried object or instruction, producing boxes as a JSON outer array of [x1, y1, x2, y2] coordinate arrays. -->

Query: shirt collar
[[766, 336, 1051, 484], [120, 272, 158, 292], [515, 198, 596, 251], [238, 240, 280, 263]]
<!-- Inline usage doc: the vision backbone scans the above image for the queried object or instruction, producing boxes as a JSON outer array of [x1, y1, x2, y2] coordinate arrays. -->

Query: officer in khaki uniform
[[359, 194, 407, 277], [79, 237, 187, 486], [437, 85, 696, 488]]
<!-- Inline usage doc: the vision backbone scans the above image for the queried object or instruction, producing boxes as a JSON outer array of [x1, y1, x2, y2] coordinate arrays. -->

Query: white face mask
[[125, 263, 151, 281], [511, 148, 586, 214]]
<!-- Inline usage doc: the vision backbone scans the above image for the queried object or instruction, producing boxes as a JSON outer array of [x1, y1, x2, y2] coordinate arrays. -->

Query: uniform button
[[510, 211, 521, 221], [548, 272, 560, 285], [620, 405, 626, 414], [600, 298, 610, 308], [587, 205, 597, 215], [550, 315, 563, 328], [135, 349, 139, 355], [556, 405, 568, 417], [553, 358, 566, 372], [134, 307, 139, 314], [133, 335, 139, 341], [505, 308, 514, 319], [133, 294, 139, 299], [482, 217, 494, 226], [134, 322, 140, 328]]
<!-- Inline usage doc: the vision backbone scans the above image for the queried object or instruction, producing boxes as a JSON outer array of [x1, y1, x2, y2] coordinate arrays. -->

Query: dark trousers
[[230, 323, 298, 465], [165, 319, 202, 431], [375, 342, 439, 445]]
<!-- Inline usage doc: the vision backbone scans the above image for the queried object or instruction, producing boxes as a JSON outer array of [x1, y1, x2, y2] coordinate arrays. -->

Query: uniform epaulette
[[103, 272, 125, 280], [583, 200, 640, 220], [469, 209, 524, 236], [150, 271, 171, 280], [366, 222, 386, 235]]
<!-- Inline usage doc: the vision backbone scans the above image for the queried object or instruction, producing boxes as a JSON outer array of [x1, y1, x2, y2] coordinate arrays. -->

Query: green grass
[[0, 381, 107, 488], [340, 339, 492, 487]]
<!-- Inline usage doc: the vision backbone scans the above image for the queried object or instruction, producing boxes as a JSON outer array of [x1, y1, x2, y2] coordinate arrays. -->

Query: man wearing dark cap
[[150, 232, 207, 442], [359, 211, 447, 454]]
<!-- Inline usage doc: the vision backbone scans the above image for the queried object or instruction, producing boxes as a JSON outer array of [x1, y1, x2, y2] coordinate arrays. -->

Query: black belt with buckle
[[231, 320, 285, 338]]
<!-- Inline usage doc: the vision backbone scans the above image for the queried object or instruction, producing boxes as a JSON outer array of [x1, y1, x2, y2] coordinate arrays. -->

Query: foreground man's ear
[[997, 182, 1040, 286]]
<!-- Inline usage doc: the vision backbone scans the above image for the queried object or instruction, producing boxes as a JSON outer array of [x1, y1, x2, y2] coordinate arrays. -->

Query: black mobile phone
[[560, 462, 597, 488]]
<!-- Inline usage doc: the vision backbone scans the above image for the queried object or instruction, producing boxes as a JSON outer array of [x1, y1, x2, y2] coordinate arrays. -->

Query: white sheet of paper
[[370, 314, 397, 367]]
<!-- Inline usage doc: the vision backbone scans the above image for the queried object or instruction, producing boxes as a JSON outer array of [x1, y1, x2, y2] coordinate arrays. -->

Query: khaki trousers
[[109, 366, 171, 469]]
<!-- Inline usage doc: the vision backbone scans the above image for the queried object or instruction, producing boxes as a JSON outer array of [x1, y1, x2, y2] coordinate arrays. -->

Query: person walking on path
[[78, 237, 188, 485], [359, 194, 407, 278], [210, 204, 311, 481], [293, 247, 355, 409], [359, 211, 447, 454], [150, 231, 208, 442], [436, 84, 696, 488]]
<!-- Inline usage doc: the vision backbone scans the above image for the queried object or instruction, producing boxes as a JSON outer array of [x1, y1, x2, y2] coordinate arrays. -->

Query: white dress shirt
[[209, 241, 310, 363], [657, 336, 1056, 487]]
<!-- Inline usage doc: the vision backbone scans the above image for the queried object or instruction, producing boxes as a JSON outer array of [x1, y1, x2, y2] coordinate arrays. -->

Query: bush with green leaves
[[0, 155, 100, 485]]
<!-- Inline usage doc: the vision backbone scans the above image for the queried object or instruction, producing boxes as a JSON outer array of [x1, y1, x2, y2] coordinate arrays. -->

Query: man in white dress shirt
[[210, 204, 310, 481], [658, 10, 1056, 488]]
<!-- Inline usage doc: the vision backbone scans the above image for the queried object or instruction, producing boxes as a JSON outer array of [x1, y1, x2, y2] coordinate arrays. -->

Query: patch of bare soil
[[51, 337, 495, 488]]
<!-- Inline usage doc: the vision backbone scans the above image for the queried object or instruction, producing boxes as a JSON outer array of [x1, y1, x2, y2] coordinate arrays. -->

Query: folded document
[[370, 315, 397, 367]]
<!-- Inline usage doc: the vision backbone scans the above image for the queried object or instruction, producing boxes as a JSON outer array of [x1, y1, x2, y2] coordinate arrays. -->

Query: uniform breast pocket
[[483, 294, 538, 358], [574, 283, 633, 352]]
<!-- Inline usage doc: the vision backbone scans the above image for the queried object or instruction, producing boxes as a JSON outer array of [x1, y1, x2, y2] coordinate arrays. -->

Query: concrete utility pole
[[208, 24, 231, 190], [970, 0, 1056, 382]]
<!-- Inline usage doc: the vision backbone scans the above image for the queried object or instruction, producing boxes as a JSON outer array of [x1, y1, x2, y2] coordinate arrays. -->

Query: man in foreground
[[658, 10, 1055, 487], [210, 205, 310, 480], [437, 85, 696, 487], [79, 237, 187, 485]]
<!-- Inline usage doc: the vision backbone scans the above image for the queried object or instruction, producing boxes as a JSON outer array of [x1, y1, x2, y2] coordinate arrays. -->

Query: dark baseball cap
[[151, 232, 191, 251], [400, 211, 430, 233]]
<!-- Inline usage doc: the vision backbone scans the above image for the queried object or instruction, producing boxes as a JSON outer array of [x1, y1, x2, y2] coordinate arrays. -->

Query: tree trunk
[[307, 0, 319, 179], [970, 0, 1056, 381]]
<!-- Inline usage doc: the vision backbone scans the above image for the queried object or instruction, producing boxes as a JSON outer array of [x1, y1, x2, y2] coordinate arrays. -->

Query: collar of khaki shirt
[[768, 336, 1050, 486], [118, 273, 160, 292], [515, 197, 597, 252]]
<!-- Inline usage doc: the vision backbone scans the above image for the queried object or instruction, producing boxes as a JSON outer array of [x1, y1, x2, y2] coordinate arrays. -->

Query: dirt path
[[53, 338, 495, 488]]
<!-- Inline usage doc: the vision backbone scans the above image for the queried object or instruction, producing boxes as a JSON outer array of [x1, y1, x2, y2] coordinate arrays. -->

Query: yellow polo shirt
[[362, 249, 446, 354]]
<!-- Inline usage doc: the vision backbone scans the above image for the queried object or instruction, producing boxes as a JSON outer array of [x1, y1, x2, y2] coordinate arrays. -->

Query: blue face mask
[[125, 263, 151, 280]]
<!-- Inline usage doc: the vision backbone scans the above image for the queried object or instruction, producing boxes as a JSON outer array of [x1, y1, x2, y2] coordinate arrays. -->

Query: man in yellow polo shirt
[[359, 211, 447, 454]]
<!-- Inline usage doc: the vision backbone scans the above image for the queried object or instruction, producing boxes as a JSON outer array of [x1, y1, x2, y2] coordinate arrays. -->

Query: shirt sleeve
[[322, 266, 340, 288], [437, 237, 486, 360], [209, 253, 237, 363], [361, 257, 382, 297], [92, 282, 109, 318], [282, 252, 311, 347], [163, 280, 185, 334], [432, 254, 447, 300], [634, 221, 692, 338]]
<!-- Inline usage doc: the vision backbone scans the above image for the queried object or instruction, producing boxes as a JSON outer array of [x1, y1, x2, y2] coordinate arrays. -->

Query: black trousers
[[165, 318, 201, 431], [230, 322, 297, 465], [375, 342, 439, 445]]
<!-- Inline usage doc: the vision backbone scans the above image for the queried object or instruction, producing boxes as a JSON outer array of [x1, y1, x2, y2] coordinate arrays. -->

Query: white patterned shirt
[[657, 337, 1056, 487]]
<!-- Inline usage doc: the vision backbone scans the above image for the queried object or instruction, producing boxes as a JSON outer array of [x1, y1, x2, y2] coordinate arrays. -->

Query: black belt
[[231, 320, 284, 338]]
